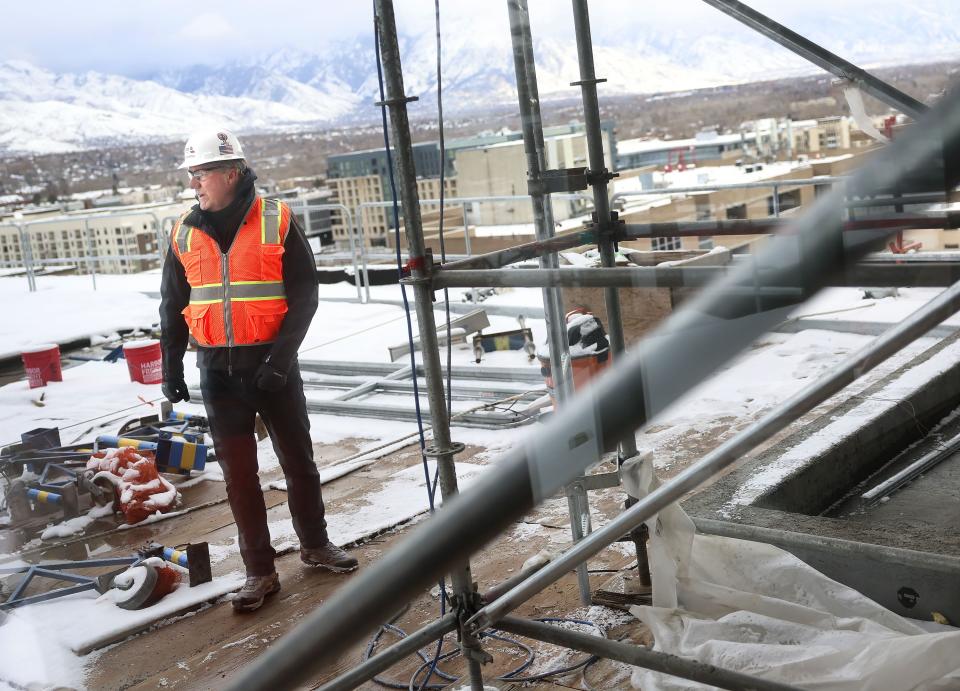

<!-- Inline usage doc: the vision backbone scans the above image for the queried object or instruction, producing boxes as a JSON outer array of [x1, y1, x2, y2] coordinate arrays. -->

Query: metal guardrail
[[4, 179, 950, 295]]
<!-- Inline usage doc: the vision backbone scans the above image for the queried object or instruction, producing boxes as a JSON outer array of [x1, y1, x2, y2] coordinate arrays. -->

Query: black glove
[[255, 361, 287, 392], [162, 377, 190, 403]]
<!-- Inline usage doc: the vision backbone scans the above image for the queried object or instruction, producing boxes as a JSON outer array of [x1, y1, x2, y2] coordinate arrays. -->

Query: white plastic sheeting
[[621, 455, 960, 690]]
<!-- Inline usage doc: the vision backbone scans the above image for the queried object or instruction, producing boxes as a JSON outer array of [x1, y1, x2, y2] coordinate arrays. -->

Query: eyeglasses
[[186, 165, 231, 181]]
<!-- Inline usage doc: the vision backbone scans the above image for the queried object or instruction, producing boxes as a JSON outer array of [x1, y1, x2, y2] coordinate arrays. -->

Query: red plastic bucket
[[123, 339, 163, 384], [21, 344, 62, 389]]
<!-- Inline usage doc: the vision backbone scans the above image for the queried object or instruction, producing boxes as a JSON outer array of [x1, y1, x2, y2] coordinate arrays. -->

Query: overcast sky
[[0, 0, 911, 76]]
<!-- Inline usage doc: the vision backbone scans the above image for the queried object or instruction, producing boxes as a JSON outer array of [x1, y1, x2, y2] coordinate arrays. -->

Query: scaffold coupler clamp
[[585, 167, 618, 187], [400, 247, 435, 294], [527, 167, 589, 197], [422, 440, 465, 461], [373, 94, 419, 108], [592, 210, 625, 253], [451, 586, 493, 665]]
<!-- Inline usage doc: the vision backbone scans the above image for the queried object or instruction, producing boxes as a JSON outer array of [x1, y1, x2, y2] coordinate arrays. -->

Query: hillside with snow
[[1, 3, 959, 155]]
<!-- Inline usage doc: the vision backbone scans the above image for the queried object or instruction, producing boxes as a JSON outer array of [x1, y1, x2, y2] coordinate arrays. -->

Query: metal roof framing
[[228, 1, 959, 689]]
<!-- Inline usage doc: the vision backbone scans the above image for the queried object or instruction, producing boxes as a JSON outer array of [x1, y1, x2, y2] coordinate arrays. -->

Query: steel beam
[[700, 0, 927, 119], [225, 43, 960, 691], [470, 276, 960, 631], [861, 430, 960, 505], [496, 616, 801, 691], [313, 379, 541, 403], [316, 614, 458, 691], [299, 359, 544, 384]]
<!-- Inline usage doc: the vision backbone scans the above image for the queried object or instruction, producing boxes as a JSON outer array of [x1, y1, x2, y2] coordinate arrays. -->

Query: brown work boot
[[232, 572, 280, 613], [300, 541, 359, 573]]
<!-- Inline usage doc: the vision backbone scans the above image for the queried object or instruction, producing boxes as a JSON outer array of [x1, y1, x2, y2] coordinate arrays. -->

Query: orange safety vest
[[170, 196, 290, 347]]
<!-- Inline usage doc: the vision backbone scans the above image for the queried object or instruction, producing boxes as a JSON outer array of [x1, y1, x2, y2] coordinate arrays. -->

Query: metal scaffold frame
[[227, 1, 960, 689]]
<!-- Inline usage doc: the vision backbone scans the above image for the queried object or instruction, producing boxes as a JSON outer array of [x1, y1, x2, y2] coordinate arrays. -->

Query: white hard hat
[[179, 129, 245, 169]]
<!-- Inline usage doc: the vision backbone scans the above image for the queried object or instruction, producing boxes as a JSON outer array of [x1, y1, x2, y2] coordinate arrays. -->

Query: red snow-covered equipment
[[86, 447, 180, 524], [538, 308, 611, 405], [108, 557, 183, 610]]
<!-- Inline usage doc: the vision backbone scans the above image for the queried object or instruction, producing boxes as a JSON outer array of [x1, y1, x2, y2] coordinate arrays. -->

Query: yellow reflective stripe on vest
[[189, 281, 284, 304], [173, 211, 193, 254], [262, 198, 281, 245]]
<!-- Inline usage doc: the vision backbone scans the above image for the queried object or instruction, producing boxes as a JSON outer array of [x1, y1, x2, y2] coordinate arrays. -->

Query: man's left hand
[[255, 362, 287, 392]]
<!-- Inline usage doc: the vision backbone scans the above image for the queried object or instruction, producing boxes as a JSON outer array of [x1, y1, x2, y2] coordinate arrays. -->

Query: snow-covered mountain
[[1, 5, 958, 155]]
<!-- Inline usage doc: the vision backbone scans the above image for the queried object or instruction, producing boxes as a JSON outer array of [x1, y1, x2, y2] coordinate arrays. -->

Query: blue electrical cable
[[364, 617, 603, 688], [417, 2, 450, 687], [372, 7, 449, 689]]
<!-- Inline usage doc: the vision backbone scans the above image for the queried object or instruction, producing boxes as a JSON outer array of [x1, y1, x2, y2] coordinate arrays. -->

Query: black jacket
[[159, 169, 318, 379]]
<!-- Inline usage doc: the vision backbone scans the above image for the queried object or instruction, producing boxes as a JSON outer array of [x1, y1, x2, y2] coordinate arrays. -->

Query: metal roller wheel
[[110, 563, 159, 610]]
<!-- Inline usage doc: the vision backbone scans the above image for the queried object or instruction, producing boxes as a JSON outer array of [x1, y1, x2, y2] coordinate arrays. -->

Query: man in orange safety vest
[[159, 128, 358, 613]]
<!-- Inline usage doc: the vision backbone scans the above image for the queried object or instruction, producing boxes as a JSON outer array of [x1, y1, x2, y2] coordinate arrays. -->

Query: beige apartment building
[[328, 174, 390, 247], [747, 115, 882, 160], [0, 201, 191, 274], [329, 175, 458, 248], [454, 131, 613, 226], [615, 157, 859, 254]]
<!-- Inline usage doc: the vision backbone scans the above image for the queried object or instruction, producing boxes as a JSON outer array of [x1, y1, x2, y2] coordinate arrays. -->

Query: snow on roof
[[618, 132, 751, 156], [471, 215, 588, 238]]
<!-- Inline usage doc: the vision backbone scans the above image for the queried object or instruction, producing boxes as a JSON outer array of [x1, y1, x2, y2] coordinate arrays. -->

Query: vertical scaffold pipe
[[374, 2, 487, 689], [571, 0, 651, 590], [506, 0, 572, 403], [509, 0, 594, 605]]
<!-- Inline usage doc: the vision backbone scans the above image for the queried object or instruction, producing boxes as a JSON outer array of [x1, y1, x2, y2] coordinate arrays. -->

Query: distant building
[[744, 116, 877, 159], [0, 201, 191, 274], [327, 174, 392, 247], [617, 131, 752, 170], [275, 186, 336, 247], [326, 121, 615, 248], [454, 129, 614, 225]]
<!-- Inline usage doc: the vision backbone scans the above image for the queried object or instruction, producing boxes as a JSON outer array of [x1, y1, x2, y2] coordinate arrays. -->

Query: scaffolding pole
[[496, 616, 802, 691], [226, 73, 960, 691], [374, 2, 487, 689], [470, 274, 960, 629], [507, 0, 571, 404], [436, 212, 952, 274], [570, 4, 650, 600], [433, 263, 960, 290], [507, 0, 598, 606]]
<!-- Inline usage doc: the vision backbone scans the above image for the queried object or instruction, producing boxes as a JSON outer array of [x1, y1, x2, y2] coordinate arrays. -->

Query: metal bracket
[[373, 95, 419, 107], [570, 77, 608, 87], [528, 167, 589, 196], [398, 275, 431, 287], [423, 441, 465, 459], [586, 168, 618, 186], [590, 212, 626, 251], [399, 248, 436, 289], [575, 470, 621, 491]]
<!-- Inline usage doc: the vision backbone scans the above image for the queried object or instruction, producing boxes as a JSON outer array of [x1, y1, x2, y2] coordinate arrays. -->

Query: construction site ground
[[6, 285, 960, 689], [15, 434, 646, 690]]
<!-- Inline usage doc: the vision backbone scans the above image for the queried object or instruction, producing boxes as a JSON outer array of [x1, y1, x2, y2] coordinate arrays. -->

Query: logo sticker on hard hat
[[217, 133, 234, 155]]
